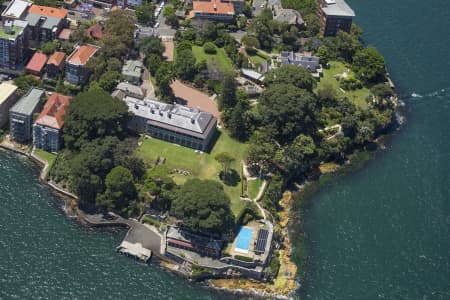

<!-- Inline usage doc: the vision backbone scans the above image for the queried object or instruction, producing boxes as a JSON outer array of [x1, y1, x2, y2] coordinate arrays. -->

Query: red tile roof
[[67, 44, 99, 65], [47, 51, 66, 67], [26, 52, 47, 73], [35, 93, 71, 129], [190, 0, 234, 17], [29, 5, 68, 19], [85, 24, 104, 39]]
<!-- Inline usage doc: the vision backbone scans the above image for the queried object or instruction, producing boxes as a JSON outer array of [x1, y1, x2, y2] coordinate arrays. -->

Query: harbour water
[[298, 0, 450, 299], [1, 0, 449, 299]]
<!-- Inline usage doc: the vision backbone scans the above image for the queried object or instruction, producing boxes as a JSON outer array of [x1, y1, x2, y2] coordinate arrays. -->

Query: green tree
[[258, 84, 318, 142], [171, 179, 235, 234], [13, 75, 42, 97], [138, 36, 165, 57], [246, 129, 279, 175], [203, 42, 217, 54], [97, 166, 137, 212], [370, 83, 394, 99], [146, 54, 163, 74], [264, 65, 316, 92], [218, 73, 237, 111], [317, 82, 337, 102], [98, 70, 122, 92], [135, 2, 156, 24], [336, 30, 362, 62], [303, 13, 320, 37], [241, 35, 260, 52], [175, 49, 196, 80], [142, 165, 176, 211], [163, 6, 178, 26], [222, 91, 252, 141], [215, 152, 235, 178], [63, 90, 130, 150], [316, 45, 331, 65], [41, 40, 59, 55], [107, 57, 123, 73], [353, 47, 386, 82]]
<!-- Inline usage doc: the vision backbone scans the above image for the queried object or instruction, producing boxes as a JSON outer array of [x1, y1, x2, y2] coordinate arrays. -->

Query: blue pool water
[[235, 227, 253, 253]]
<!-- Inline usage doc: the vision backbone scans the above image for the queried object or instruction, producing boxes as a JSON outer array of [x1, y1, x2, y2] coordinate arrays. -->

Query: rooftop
[[0, 83, 18, 105], [58, 28, 72, 40], [47, 51, 66, 67], [167, 226, 223, 252], [190, 0, 235, 17], [124, 97, 216, 138], [26, 52, 47, 73], [122, 60, 143, 79], [320, 0, 355, 17], [274, 8, 304, 25], [28, 4, 68, 19], [116, 82, 144, 98], [66, 44, 99, 65], [2, 0, 31, 19], [10, 88, 45, 115], [34, 93, 71, 129], [241, 68, 264, 81], [0, 20, 27, 39]]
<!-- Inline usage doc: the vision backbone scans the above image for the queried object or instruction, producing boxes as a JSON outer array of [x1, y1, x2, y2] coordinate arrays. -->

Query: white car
[[154, 22, 160, 28]]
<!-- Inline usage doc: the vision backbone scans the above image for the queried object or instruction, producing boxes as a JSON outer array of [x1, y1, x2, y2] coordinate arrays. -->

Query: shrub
[[234, 255, 253, 262], [142, 215, 161, 227], [340, 75, 362, 90], [203, 42, 217, 54]]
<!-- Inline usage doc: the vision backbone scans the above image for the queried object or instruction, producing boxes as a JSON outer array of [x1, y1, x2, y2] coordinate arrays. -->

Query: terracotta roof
[[85, 24, 104, 39], [58, 28, 72, 40], [26, 52, 47, 73], [47, 51, 66, 67], [190, 0, 234, 17], [35, 93, 71, 129], [28, 5, 67, 19], [67, 44, 99, 65]]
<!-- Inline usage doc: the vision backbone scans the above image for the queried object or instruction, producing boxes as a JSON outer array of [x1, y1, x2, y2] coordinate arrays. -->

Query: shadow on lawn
[[219, 169, 241, 187]]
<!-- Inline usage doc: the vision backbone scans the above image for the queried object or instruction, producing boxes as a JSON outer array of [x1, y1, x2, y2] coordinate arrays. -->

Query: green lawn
[[248, 53, 268, 66], [137, 130, 248, 216], [192, 46, 234, 73], [247, 178, 263, 200], [34, 149, 57, 168], [317, 61, 370, 108]]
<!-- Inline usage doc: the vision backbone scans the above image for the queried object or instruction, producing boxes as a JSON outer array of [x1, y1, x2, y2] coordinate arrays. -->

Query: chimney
[[213, 4, 217, 11]]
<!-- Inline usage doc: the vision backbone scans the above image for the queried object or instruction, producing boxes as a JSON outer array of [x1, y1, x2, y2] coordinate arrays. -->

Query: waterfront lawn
[[317, 61, 370, 108], [192, 46, 234, 73], [247, 178, 263, 200], [137, 130, 248, 216], [34, 149, 57, 169]]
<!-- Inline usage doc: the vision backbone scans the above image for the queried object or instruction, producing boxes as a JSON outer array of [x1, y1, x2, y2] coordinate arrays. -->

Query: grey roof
[[321, 0, 355, 17], [241, 68, 263, 81], [167, 226, 223, 252], [24, 13, 40, 26], [116, 82, 144, 98], [2, 0, 31, 19], [280, 51, 320, 71], [274, 8, 304, 25], [42, 16, 62, 30], [124, 97, 215, 135], [122, 60, 143, 79], [9, 88, 44, 115]]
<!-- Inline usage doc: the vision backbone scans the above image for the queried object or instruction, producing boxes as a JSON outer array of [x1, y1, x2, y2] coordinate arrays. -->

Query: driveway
[[170, 80, 220, 118]]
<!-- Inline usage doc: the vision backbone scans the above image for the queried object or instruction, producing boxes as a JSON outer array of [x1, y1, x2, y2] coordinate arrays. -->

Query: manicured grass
[[34, 149, 57, 169], [247, 178, 263, 200], [317, 61, 370, 108], [248, 53, 268, 66], [137, 130, 248, 216], [192, 45, 234, 73]]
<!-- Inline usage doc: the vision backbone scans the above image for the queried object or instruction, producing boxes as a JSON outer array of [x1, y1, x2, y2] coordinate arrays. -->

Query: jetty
[[117, 241, 152, 263]]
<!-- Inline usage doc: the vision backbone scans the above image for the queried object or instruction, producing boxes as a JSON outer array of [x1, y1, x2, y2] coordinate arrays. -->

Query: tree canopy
[[171, 179, 235, 234], [97, 166, 137, 211], [353, 47, 386, 82], [264, 65, 316, 92], [63, 89, 130, 150]]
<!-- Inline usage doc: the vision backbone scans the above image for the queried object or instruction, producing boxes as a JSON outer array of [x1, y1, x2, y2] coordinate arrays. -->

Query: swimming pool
[[234, 227, 253, 253]]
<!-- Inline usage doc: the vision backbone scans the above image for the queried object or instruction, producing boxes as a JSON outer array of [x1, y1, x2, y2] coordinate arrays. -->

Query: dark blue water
[[300, 0, 450, 299]]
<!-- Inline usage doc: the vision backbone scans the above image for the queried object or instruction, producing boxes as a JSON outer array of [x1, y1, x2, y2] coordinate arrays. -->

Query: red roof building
[[46, 51, 66, 78], [85, 24, 104, 40], [65, 44, 100, 85], [67, 44, 99, 65], [189, 0, 235, 21], [26, 52, 48, 76], [58, 28, 72, 41], [35, 93, 71, 130], [29, 5, 68, 19]]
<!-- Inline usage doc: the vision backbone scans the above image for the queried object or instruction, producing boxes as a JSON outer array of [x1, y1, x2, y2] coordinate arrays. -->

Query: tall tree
[[63, 90, 130, 150], [353, 47, 386, 83], [218, 73, 237, 111], [138, 36, 165, 57], [215, 152, 235, 177], [171, 179, 235, 234], [135, 2, 156, 24], [264, 65, 316, 92], [175, 49, 196, 80], [97, 166, 137, 211]]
